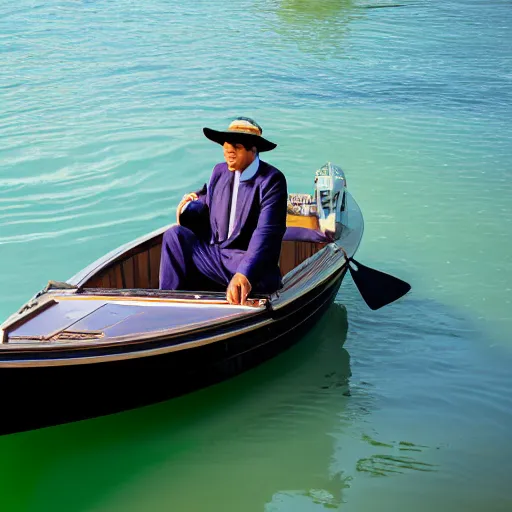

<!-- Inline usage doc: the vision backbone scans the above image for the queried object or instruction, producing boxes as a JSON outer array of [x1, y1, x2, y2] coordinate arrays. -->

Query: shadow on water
[[0, 304, 353, 512]]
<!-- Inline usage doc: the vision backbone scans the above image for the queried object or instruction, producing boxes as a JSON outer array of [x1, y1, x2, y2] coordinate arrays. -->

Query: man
[[159, 116, 288, 305]]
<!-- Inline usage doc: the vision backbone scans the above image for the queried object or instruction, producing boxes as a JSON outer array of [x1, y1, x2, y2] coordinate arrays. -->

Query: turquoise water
[[1, 0, 512, 510]]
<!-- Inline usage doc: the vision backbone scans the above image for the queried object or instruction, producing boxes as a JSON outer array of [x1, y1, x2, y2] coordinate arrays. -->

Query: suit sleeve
[[194, 164, 220, 206], [194, 182, 208, 205], [236, 171, 288, 283], [179, 168, 215, 238]]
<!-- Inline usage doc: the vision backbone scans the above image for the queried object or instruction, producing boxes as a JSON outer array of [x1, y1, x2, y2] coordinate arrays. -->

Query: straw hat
[[203, 116, 277, 152]]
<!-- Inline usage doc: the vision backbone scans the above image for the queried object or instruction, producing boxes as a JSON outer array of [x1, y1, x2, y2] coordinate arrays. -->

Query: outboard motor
[[314, 162, 347, 240]]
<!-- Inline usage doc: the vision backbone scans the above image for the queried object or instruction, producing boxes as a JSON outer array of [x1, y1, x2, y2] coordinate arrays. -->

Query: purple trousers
[[159, 225, 282, 293], [159, 226, 231, 292]]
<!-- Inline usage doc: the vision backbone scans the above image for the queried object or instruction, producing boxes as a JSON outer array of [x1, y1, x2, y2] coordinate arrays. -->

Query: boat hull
[[0, 267, 346, 436]]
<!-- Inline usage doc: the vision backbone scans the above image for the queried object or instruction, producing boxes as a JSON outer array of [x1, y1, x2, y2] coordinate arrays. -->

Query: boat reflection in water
[[0, 303, 353, 512]]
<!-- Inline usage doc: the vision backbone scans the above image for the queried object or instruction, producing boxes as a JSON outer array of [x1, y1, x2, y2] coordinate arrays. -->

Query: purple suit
[[159, 159, 288, 294]]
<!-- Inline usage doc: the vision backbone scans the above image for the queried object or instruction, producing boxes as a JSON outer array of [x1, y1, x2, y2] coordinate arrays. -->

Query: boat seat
[[284, 191, 331, 243], [279, 194, 331, 276]]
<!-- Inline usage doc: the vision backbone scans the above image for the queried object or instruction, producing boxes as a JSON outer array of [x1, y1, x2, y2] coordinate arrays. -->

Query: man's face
[[223, 141, 256, 171]]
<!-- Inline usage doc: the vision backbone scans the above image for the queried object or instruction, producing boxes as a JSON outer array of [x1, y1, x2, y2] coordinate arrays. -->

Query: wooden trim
[[58, 295, 231, 305]]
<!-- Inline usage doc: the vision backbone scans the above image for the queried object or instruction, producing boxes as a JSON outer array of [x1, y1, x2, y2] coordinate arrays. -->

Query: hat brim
[[203, 128, 277, 152]]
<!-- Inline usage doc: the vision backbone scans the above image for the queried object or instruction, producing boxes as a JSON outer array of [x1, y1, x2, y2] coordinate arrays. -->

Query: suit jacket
[[186, 159, 288, 292]]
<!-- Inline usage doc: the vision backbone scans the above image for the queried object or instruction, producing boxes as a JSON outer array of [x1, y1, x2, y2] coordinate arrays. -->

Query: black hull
[[0, 269, 346, 436]]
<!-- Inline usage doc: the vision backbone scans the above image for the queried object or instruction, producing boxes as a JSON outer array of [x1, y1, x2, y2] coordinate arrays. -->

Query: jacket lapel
[[215, 169, 234, 243], [227, 181, 256, 241]]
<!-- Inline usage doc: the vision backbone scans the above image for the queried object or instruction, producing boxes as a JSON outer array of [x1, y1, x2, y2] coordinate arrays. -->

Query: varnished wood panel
[[279, 240, 325, 277], [101, 273, 111, 288], [135, 251, 149, 289], [84, 276, 100, 288], [122, 258, 135, 289], [149, 244, 162, 289]]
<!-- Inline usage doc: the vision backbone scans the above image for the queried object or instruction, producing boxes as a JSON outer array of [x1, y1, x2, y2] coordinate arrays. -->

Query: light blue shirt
[[228, 155, 259, 238]]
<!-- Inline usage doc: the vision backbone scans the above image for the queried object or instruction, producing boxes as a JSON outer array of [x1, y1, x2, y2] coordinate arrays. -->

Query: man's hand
[[227, 273, 252, 305], [176, 192, 198, 224]]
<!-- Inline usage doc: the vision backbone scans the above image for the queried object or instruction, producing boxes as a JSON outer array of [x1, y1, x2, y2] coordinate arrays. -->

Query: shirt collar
[[239, 155, 260, 182]]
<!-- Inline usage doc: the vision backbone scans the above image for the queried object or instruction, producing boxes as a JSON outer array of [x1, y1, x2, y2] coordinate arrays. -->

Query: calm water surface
[[1, 0, 511, 511]]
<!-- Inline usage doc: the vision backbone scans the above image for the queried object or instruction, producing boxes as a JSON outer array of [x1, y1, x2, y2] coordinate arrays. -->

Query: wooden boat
[[0, 163, 407, 436]]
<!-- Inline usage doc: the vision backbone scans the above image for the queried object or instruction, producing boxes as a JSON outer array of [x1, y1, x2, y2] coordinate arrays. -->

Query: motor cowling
[[314, 162, 347, 240]]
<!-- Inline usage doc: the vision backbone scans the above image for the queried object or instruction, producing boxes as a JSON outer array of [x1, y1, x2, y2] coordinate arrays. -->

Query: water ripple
[[0, 1, 512, 510]]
